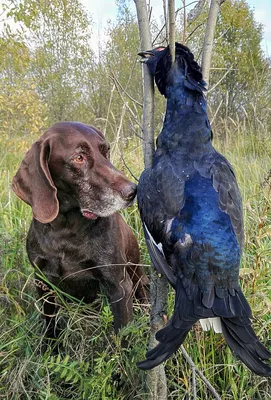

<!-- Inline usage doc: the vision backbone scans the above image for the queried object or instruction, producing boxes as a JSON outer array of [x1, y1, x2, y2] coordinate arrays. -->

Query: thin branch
[[182, 0, 187, 44], [134, 0, 155, 168], [110, 69, 143, 107], [104, 84, 115, 137], [163, 0, 168, 41], [168, 0, 176, 61], [216, 26, 231, 42], [187, 0, 207, 24], [148, 3, 153, 22], [152, 1, 198, 45], [186, 22, 205, 42], [110, 69, 142, 129], [110, 102, 127, 163], [191, 361, 197, 400], [180, 345, 221, 400], [210, 98, 223, 125], [123, 53, 143, 103], [210, 67, 238, 70], [201, 0, 225, 87], [208, 65, 233, 93], [128, 117, 144, 140], [120, 153, 139, 182]]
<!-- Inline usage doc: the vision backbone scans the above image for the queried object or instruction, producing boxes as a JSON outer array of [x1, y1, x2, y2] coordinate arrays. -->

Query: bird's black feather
[[137, 42, 271, 376]]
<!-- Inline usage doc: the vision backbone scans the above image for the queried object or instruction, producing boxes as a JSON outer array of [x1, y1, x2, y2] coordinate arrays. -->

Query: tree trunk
[[134, 0, 154, 168], [168, 0, 175, 62], [134, 0, 168, 398], [201, 0, 226, 87]]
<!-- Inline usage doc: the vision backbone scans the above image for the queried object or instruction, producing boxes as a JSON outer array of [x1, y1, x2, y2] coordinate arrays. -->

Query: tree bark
[[201, 0, 226, 87], [134, 1, 168, 398], [134, 0, 154, 168], [168, 0, 175, 61]]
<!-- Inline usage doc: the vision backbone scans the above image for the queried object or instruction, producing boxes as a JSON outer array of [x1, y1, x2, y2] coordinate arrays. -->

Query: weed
[[0, 119, 270, 399]]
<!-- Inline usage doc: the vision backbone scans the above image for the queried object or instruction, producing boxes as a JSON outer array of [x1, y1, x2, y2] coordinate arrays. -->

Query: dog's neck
[[48, 209, 101, 230], [57, 190, 79, 213], [52, 189, 100, 229]]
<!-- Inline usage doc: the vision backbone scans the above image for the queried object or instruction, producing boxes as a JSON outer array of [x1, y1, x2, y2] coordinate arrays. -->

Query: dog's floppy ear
[[91, 125, 105, 139], [12, 138, 59, 223]]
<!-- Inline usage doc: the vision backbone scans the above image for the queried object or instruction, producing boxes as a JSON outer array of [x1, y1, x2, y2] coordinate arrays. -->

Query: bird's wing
[[137, 161, 186, 234], [137, 162, 186, 286], [195, 152, 244, 250], [143, 222, 176, 287], [211, 155, 244, 250]]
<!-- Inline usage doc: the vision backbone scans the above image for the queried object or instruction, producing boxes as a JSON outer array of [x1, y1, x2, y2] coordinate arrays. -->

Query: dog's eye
[[73, 154, 85, 163]]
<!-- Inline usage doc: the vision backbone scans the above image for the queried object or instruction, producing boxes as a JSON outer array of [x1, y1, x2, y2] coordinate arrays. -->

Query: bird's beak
[[138, 50, 155, 62]]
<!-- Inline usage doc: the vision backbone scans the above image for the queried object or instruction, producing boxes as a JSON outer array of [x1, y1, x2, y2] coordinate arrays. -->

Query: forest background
[[0, 0, 271, 399]]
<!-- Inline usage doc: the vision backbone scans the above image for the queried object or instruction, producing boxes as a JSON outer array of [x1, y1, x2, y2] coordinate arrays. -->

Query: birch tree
[[134, 0, 168, 398], [201, 0, 226, 86]]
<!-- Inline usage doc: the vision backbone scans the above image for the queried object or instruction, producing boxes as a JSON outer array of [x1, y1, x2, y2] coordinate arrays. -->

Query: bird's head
[[138, 46, 168, 73], [138, 43, 206, 96], [138, 46, 169, 95]]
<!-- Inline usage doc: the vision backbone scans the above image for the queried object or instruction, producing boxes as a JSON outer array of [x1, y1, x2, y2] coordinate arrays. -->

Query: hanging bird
[[136, 43, 271, 376]]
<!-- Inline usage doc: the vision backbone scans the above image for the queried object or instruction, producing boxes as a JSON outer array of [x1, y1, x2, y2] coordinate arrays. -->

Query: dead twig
[[210, 98, 223, 125], [110, 69, 142, 129], [152, 1, 198, 45], [208, 65, 233, 93], [129, 117, 144, 140], [180, 345, 221, 400], [110, 71, 143, 107], [120, 153, 139, 182], [186, 22, 205, 42]]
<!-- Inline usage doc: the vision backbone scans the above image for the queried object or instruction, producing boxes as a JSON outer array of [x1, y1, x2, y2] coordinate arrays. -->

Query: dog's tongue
[[82, 210, 98, 220]]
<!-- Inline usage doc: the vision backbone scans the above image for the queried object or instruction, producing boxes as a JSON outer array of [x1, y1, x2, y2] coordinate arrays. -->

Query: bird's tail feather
[[221, 317, 271, 376], [137, 317, 194, 370]]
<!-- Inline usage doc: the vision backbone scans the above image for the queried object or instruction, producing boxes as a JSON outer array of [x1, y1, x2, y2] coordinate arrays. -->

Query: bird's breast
[[167, 174, 240, 262]]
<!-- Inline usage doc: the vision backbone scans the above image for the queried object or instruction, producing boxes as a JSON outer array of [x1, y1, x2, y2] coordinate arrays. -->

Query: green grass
[[0, 122, 270, 399]]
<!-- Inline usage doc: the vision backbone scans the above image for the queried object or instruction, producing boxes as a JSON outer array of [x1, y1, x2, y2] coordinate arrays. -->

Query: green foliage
[[1, 117, 271, 399], [0, 82, 47, 137], [183, 0, 269, 127], [0, 34, 30, 76], [0, 0, 271, 398], [5, 0, 96, 125], [45, 354, 90, 393], [0, 33, 47, 137], [211, 0, 268, 117], [93, 2, 143, 145]]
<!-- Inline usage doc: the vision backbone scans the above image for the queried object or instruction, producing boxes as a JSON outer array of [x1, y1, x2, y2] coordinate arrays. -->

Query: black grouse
[[136, 42, 271, 376]]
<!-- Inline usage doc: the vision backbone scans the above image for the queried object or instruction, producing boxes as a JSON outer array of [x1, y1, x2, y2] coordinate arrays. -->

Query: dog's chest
[[29, 216, 116, 277]]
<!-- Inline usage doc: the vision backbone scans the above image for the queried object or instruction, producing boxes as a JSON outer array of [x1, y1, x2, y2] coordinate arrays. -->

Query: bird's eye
[[73, 154, 85, 163]]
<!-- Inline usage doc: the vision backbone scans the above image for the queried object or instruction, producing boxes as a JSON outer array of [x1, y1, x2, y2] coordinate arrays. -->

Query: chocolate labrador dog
[[12, 122, 149, 337]]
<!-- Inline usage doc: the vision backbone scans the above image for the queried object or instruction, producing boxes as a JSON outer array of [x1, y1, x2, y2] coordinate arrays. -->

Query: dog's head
[[12, 122, 137, 223]]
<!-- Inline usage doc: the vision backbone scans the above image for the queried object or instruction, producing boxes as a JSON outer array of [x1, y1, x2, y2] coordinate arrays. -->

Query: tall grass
[[0, 118, 270, 399]]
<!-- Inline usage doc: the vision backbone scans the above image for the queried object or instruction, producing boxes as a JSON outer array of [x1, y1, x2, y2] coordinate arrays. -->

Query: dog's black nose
[[121, 183, 137, 201]]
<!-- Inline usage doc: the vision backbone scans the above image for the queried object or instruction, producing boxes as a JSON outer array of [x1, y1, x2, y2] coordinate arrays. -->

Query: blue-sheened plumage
[[137, 43, 271, 376]]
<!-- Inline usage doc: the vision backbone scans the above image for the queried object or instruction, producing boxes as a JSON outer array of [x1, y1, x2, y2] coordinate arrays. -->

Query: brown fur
[[12, 122, 149, 337]]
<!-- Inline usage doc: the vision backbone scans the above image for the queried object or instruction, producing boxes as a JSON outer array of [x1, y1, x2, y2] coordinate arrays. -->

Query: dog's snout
[[121, 183, 137, 201]]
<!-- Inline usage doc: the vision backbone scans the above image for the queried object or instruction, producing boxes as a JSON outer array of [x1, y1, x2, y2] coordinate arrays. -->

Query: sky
[[82, 0, 271, 55]]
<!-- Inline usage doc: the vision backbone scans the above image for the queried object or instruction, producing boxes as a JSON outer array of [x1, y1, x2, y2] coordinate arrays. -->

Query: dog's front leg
[[35, 278, 60, 339], [102, 267, 133, 333]]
